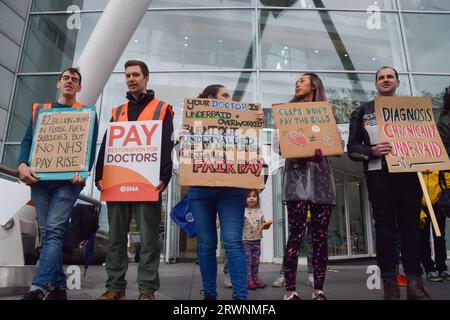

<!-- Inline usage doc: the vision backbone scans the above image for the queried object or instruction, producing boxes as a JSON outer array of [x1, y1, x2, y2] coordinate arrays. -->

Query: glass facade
[[2, 0, 450, 261]]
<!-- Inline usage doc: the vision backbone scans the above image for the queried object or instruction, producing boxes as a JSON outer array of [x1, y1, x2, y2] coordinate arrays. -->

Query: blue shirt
[[18, 102, 99, 174]]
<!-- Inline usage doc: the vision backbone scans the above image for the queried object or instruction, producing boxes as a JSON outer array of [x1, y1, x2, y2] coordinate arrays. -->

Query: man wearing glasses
[[17, 67, 98, 300]]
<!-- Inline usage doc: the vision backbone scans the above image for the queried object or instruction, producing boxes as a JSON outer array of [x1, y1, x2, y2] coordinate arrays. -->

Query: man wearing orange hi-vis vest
[[95, 60, 174, 300], [18, 67, 99, 300]]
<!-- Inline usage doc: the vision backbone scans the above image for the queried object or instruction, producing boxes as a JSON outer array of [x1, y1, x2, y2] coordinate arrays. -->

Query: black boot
[[383, 277, 400, 300], [406, 274, 432, 300]]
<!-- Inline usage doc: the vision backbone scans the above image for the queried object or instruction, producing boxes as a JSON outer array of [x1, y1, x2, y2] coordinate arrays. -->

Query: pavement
[[2, 259, 450, 300]]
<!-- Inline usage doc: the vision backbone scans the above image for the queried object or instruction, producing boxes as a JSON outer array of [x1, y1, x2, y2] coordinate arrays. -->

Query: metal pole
[[74, 0, 153, 105]]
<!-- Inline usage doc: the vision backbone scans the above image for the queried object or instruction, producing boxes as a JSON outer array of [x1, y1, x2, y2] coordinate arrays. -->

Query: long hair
[[290, 73, 327, 103], [444, 86, 450, 111], [197, 84, 225, 99]]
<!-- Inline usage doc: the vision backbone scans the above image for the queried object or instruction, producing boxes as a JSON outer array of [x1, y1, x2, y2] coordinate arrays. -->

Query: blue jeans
[[188, 187, 247, 300], [31, 181, 83, 289]]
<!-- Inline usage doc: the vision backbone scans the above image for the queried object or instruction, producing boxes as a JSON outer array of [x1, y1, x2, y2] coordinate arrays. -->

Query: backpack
[[63, 204, 100, 254], [170, 196, 197, 237]]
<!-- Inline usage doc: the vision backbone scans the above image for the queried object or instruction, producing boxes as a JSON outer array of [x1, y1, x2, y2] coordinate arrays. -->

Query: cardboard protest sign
[[179, 98, 264, 189], [29, 107, 96, 180], [101, 120, 162, 202], [272, 101, 344, 158], [375, 96, 450, 173]]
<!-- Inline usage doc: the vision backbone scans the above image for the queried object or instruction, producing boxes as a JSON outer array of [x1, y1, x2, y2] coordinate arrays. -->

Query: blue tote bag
[[170, 195, 197, 237]]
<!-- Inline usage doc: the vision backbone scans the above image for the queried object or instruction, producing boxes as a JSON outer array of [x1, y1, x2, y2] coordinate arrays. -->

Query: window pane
[[32, 0, 108, 11], [403, 14, 450, 73], [413, 75, 449, 111], [7, 75, 58, 142], [116, 10, 255, 71], [346, 175, 367, 255], [261, 72, 411, 126], [329, 171, 348, 256], [150, 0, 254, 7], [20, 13, 100, 72], [2, 145, 20, 168], [99, 72, 256, 136], [32, 0, 253, 11], [400, 0, 450, 11], [259, 0, 396, 10], [260, 10, 406, 71], [0, 66, 14, 109]]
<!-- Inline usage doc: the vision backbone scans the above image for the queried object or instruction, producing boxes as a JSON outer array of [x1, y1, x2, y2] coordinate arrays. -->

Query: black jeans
[[366, 171, 422, 278], [420, 205, 448, 273]]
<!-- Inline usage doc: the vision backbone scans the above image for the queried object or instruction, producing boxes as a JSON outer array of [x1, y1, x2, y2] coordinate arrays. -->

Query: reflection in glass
[[413, 75, 449, 110], [151, 0, 254, 7], [260, 10, 405, 71], [259, 0, 396, 9], [328, 171, 347, 256], [261, 72, 411, 126], [399, 0, 450, 11], [346, 175, 367, 255], [32, 0, 108, 11], [2, 145, 20, 168], [116, 10, 255, 71], [403, 14, 450, 73], [7, 75, 58, 142], [20, 13, 100, 72]]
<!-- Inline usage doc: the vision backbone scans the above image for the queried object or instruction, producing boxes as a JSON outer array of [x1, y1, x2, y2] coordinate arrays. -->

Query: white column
[[74, 0, 153, 106]]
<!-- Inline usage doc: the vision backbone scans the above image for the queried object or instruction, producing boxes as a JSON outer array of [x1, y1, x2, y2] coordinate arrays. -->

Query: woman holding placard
[[276, 73, 336, 300], [183, 84, 264, 300]]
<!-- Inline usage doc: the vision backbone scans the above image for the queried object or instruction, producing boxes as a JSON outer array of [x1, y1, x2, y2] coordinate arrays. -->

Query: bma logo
[[120, 186, 139, 192], [185, 212, 194, 223]]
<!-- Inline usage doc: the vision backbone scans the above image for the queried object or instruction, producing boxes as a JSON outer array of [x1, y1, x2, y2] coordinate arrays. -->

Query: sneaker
[[272, 275, 285, 287], [253, 280, 267, 289], [306, 273, 314, 287], [426, 271, 443, 282], [223, 274, 232, 288], [22, 289, 46, 300], [248, 281, 258, 290], [439, 271, 450, 281], [96, 291, 126, 300], [395, 272, 408, 287], [312, 290, 327, 300], [138, 293, 155, 300], [45, 287, 67, 300], [284, 291, 302, 300]]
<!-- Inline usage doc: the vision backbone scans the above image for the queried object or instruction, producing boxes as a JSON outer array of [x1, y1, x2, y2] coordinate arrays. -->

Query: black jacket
[[95, 90, 174, 187], [347, 100, 388, 172]]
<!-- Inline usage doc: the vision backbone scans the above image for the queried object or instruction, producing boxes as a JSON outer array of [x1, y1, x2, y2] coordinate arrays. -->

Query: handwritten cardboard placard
[[179, 98, 264, 189], [272, 101, 344, 158], [101, 120, 162, 202], [375, 96, 450, 172], [29, 107, 96, 180]]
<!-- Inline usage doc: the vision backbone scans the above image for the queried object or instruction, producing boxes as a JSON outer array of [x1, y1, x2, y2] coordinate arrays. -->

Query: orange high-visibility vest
[[32, 102, 84, 123], [111, 99, 173, 122]]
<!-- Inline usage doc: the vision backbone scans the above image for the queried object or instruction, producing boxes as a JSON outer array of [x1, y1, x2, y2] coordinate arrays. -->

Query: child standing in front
[[244, 190, 272, 290]]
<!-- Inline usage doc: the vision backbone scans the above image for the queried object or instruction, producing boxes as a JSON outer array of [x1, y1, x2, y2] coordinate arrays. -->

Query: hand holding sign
[[18, 163, 38, 185], [371, 141, 392, 157]]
